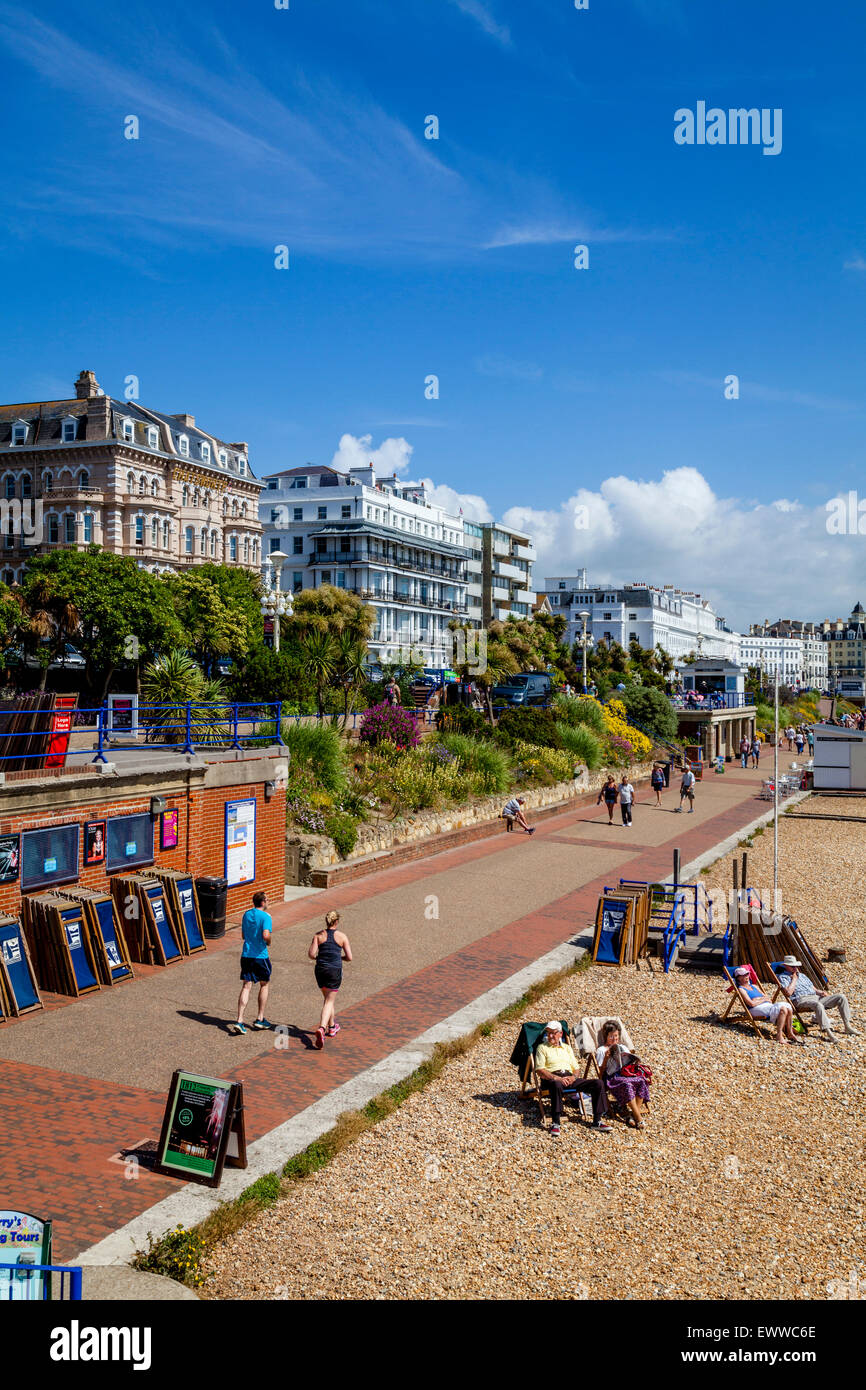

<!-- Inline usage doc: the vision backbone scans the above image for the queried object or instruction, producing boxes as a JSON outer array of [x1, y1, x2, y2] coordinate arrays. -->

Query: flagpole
[[773, 667, 779, 910]]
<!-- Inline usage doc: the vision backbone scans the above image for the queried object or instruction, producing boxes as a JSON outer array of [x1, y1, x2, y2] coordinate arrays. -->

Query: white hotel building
[[739, 632, 828, 690], [544, 572, 741, 662]]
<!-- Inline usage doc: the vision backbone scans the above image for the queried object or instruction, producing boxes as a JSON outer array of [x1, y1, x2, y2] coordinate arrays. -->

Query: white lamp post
[[577, 610, 594, 694], [261, 549, 291, 653]]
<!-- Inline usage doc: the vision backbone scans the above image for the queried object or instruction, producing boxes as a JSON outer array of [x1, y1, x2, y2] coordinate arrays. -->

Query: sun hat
[[545, 1020, 563, 1033], [780, 954, 802, 968], [734, 966, 750, 977]]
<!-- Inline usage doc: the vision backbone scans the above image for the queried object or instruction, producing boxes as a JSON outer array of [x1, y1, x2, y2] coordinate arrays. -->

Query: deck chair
[[769, 963, 812, 1036], [578, 1015, 639, 1121], [720, 965, 781, 1041], [510, 1020, 578, 1122]]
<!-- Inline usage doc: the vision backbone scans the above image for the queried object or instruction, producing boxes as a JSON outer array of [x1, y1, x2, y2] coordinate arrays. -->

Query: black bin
[[663, 760, 672, 787], [196, 875, 228, 940]]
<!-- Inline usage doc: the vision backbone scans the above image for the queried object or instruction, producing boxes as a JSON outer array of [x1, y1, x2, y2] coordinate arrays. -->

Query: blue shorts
[[240, 956, 272, 983]]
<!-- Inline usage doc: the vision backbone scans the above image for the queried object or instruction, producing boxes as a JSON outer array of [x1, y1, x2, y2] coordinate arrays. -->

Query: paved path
[[0, 758, 794, 1260]]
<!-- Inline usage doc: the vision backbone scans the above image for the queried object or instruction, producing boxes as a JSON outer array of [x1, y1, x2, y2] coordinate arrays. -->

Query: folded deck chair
[[720, 965, 782, 1041], [510, 1019, 575, 1121]]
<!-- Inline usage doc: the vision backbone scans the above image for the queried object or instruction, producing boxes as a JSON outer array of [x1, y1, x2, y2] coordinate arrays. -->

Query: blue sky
[[1, 0, 864, 625]]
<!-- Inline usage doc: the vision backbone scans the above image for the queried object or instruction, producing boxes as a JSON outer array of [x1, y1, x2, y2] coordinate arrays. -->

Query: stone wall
[[287, 762, 654, 884]]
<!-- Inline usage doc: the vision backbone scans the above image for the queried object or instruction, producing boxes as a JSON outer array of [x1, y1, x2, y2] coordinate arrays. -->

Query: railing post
[[230, 702, 241, 751], [183, 701, 194, 754], [92, 702, 109, 763], [274, 701, 285, 745]]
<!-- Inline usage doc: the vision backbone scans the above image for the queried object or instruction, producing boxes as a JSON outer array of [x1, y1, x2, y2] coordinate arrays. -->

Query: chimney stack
[[75, 370, 101, 400], [172, 414, 196, 428]]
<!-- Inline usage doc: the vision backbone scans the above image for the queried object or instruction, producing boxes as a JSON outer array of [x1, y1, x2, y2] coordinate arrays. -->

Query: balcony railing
[[671, 692, 756, 711], [308, 550, 465, 580]]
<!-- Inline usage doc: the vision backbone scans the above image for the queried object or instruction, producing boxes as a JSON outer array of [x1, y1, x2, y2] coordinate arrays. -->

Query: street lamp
[[261, 549, 291, 653], [577, 610, 594, 694]]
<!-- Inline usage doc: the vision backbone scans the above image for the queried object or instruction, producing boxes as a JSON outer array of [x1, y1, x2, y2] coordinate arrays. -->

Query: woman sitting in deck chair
[[596, 1019, 652, 1129], [534, 1022, 611, 1138], [731, 966, 799, 1045]]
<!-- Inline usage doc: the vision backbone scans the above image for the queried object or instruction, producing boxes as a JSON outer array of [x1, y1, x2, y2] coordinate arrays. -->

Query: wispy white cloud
[[447, 0, 511, 47], [844, 254, 866, 272], [658, 370, 857, 413], [474, 353, 543, 382], [484, 221, 676, 249]]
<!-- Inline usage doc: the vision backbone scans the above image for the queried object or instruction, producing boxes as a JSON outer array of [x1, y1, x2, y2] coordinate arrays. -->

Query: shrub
[[435, 705, 489, 737], [436, 733, 511, 795], [511, 738, 574, 781], [324, 809, 359, 857], [496, 707, 563, 749], [601, 700, 653, 760], [359, 702, 420, 750], [617, 684, 678, 741], [555, 721, 603, 769], [606, 734, 634, 764], [282, 721, 346, 793], [132, 1224, 208, 1289], [553, 693, 606, 735]]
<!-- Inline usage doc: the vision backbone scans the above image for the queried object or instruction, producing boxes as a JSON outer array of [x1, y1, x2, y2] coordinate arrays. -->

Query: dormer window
[[200, 442, 211, 463], [122, 418, 135, 442], [147, 425, 159, 450], [61, 418, 77, 443], [178, 434, 189, 457], [11, 422, 27, 446], [238, 458, 247, 477], [218, 450, 227, 468]]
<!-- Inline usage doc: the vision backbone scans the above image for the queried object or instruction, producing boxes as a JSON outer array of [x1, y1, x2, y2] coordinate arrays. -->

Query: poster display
[[224, 798, 256, 888], [45, 694, 77, 768], [0, 1211, 52, 1300], [0, 833, 20, 884], [84, 820, 106, 866], [160, 809, 179, 851], [154, 1072, 246, 1187], [107, 694, 138, 739]]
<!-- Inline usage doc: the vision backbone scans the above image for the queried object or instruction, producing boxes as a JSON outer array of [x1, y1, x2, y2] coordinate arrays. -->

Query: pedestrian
[[233, 890, 273, 1035], [785, 724, 795, 751], [385, 677, 400, 708], [650, 762, 666, 806], [597, 774, 619, 825], [676, 766, 696, 813], [795, 728, 805, 756], [739, 736, 750, 769], [750, 735, 760, 768], [806, 727, 814, 755], [502, 794, 535, 835], [619, 774, 635, 826], [309, 910, 352, 1049]]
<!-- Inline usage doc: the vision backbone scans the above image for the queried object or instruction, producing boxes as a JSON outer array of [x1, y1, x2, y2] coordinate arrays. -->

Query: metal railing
[[1, 1263, 83, 1300], [670, 692, 755, 711]]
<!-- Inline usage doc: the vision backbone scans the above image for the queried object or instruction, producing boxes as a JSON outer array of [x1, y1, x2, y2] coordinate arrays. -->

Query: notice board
[[225, 798, 256, 888], [154, 1071, 246, 1188]]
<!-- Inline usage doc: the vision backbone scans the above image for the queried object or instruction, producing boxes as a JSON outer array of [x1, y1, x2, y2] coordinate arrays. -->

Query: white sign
[[225, 798, 256, 887]]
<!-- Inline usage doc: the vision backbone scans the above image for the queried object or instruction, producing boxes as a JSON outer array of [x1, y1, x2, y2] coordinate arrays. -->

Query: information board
[[225, 798, 256, 887], [0, 1211, 52, 1301], [155, 1072, 246, 1188]]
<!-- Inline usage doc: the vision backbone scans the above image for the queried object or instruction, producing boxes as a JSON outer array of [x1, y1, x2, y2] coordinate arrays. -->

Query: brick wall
[[0, 769, 285, 922]]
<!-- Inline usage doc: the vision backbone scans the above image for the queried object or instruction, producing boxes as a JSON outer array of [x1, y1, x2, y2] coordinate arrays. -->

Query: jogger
[[309, 910, 352, 1049]]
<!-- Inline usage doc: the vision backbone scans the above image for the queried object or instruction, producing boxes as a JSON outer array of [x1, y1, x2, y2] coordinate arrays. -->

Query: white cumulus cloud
[[331, 432, 414, 478]]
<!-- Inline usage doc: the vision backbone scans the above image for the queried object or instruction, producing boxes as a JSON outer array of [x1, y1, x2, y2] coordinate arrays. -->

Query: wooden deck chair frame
[[520, 1022, 589, 1122], [720, 965, 777, 1041], [768, 964, 812, 1036], [577, 1015, 640, 1122]]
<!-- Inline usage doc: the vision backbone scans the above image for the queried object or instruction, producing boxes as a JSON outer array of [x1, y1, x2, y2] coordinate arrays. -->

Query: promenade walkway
[[0, 758, 794, 1260]]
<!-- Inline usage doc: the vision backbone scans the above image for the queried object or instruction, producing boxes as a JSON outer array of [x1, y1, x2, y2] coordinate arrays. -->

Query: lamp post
[[261, 549, 291, 653], [577, 610, 593, 694]]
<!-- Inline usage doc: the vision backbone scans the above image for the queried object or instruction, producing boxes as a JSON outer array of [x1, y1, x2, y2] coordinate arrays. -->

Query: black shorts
[[240, 956, 272, 983], [315, 968, 342, 992]]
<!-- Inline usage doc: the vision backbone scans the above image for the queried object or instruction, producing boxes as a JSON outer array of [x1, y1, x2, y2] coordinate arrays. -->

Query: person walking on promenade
[[384, 677, 400, 708], [233, 891, 273, 1035], [750, 736, 761, 769], [309, 910, 352, 1049], [619, 775, 635, 826], [739, 736, 750, 769], [502, 795, 535, 835], [795, 728, 806, 757], [651, 763, 666, 806], [597, 774, 619, 825], [676, 766, 696, 813], [785, 724, 796, 751]]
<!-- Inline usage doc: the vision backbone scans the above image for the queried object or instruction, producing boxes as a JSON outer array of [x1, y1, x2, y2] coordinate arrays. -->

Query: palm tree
[[332, 630, 367, 728], [22, 578, 80, 691], [302, 629, 337, 720]]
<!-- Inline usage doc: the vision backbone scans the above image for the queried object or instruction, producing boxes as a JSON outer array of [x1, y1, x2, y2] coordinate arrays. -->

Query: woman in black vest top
[[309, 910, 352, 1048]]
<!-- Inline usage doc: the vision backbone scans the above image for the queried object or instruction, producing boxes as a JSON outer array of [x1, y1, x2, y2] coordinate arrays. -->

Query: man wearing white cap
[[534, 1021, 611, 1136], [774, 955, 860, 1042]]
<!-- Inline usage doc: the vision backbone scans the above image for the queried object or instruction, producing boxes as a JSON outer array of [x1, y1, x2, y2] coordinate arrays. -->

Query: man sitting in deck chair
[[534, 1022, 611, 1138], [773, 955, 860, 1043], [730, 966, 799, 1044]]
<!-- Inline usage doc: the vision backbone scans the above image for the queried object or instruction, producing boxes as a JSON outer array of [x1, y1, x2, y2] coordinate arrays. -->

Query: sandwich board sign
[[154, 1072, 246, 1188], [0, 1211, 52, 1300]]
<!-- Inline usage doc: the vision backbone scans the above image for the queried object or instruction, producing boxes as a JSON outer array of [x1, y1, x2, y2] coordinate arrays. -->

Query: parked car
[[490, 671, 553, 707]]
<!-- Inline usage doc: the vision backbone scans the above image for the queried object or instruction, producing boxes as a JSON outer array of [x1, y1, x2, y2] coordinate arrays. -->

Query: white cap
[[545, 1020, 562, 1033]]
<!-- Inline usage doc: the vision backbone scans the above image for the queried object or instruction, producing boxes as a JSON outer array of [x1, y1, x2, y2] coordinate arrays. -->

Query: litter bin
[[196, 875, 228, 940], [663, 760, 672, 787]]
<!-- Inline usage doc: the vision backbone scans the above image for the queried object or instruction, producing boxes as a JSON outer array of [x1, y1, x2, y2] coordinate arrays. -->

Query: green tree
[[618, 684, 678, 741], [167, 566, 261, 675]]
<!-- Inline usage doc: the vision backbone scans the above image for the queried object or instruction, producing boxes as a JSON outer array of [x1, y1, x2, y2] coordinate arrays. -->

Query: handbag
[[620, 1059, 652, 1083]]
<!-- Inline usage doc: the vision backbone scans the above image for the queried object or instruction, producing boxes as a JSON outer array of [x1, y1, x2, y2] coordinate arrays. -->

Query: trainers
[[527, 827, 536, 836], [592, 1122, 613, 1134], [550, 1123, 561, 1137], [252, 1018, 274, 1030], [314, 1026, 325, 1049], [326, 1021, 341, 1037], [232, 1022, 247, 1036]]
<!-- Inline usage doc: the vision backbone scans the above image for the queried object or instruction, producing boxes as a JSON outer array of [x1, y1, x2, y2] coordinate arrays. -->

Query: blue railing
[[671, 692, 755, 711], [0, 1263, 82, 1300]]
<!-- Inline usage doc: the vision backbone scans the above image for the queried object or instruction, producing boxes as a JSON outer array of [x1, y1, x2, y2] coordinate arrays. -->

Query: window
[[122, 418, 135, 442], [21, 824, 80, 892], [222, 498, 228, 516], [2, 570, 12, 585], [293, 506, 302, 521], [341, 505, 351, 518], [43, 472, 53, 494], [292, 477, 307, 489], [21, 474, 31, 499], [162, 520, 170, 548], [229, 536, 238, 561], [293, 572, 303, 592], [317, 506, 327, 520], [139, 476, 147, 496], [151, 479, 158, 498], [4, 476, 14, 500], [78, 469, 90, 489], [252, 539, 258, 563], [65, 514, 76, 543], [83, 513, 93, 544], [147, 425, 159, 449], [603, 612, 612, 621], [4, 524, 12, 550], [200, 526, 207, 553], [47, 514, 58, 544], [182, 486, 189, 506], [178, 434, 189, 457], [629, 632, 638, 643], [127, 472, 135, 494], [340, 537, 350, 553], [210, 531, 216, 557], [62, 419, 77, 443], [200, 442, 211, 463], [135, 516, 144, 545], [106, 813, 154, 873], [243, 537, 250, 563], [269, 538, 282, 554], [267, 479, 278, 490], [629, 613, 637, 621], [184, 526, 193, 554], [321, 570, 331, 584], [152, 519, 159, 547], [11, 423, 27, 446], [238, 458, 247, 477], [240, 501, 246, 518], [232, 500, 238, 518], [193, 488, 200, 507], [218, 450, 227, 468], [293, 536, 303, 554]]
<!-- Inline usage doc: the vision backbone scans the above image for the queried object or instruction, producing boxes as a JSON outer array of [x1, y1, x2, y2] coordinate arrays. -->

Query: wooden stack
[[729, 902, 829, 990], [61, 888, 134, 985], [593, 887, 650, 966], [21, 896, 102, 997], [0, 694, 61, 771], [110, 875, 183, 966], [142, 868, 206, 955]]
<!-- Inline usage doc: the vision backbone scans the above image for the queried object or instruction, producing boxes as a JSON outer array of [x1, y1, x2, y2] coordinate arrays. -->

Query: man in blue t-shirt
[[233, 891, 273, 1035]]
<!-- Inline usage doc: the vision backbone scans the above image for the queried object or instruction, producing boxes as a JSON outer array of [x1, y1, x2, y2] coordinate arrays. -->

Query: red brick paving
[[0, 777, 771, 1261]]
